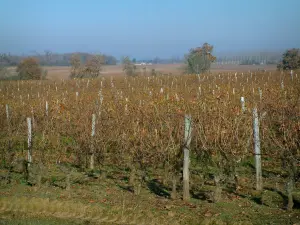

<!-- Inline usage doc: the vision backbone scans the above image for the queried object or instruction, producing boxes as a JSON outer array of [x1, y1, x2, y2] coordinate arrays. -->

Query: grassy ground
[[1, 163, 299, 225]]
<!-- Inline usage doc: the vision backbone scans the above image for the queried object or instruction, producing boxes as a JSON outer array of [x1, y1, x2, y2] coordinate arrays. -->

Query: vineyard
[[0, 71, 300, 224]]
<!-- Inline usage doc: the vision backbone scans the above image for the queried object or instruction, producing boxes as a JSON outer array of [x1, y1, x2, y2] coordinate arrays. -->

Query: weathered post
[[253, 108, 262, 191], [27, 117, 32, 165], [5, 104, 9, 123], [6, 104, 12, 151], [90, 114, 96, 170], [98, 90, 103, 116], [286, 178, 294, 211], [125, 98, 129, 114], [258, 88, 262, 101], [45, 101, 48, 116], [240, 97, 245, 112], [183, 115, 192, 201], [160, 87, 164, 94]]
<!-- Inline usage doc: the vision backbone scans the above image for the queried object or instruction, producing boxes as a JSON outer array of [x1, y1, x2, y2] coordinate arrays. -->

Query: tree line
[[1, 45, 299, 80], [0, 52, 117, 66]]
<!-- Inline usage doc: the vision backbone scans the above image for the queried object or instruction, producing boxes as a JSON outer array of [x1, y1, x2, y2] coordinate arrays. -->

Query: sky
[[0, 0, 300, 58]]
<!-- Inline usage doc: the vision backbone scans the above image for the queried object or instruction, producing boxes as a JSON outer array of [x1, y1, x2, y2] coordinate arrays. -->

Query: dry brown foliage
[[0, 71, 299, 200], [16, 57, 43, 80]]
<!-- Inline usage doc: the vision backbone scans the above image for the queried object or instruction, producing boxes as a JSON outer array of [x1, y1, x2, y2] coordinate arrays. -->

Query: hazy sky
[[0, 0, 300, 58]]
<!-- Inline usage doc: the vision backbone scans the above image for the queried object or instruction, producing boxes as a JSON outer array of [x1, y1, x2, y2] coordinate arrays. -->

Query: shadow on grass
[[147, 179, 170, 198], [264, 187, 300, 209], [116, 184, 134, 193], [262, 169, 285, 178], [251, 196, 262, 205], [191, 190, 211, 201], [233, 186, 300, 209]]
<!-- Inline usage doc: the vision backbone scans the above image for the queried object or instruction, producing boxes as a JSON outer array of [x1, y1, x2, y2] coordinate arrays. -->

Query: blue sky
[[0, 0, 299, 58]]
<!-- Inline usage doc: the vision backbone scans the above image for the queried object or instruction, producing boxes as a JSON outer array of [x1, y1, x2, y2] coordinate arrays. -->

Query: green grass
[[0, 215, 80, 225], [0, 164, 300, 225]]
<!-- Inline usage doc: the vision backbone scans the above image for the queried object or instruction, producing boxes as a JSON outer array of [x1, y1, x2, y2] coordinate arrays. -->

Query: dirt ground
[[43, 64, 276, 80]]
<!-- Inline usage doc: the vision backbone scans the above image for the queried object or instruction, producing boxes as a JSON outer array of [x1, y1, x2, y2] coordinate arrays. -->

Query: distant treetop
[[185, 43, 216, 74], [277, 48, 300, 71]]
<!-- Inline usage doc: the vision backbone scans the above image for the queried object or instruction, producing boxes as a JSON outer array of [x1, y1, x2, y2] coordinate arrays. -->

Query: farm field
[[7, 64, 277, 80], [0, 70, 299, 224], [46, 64, 276, 79]]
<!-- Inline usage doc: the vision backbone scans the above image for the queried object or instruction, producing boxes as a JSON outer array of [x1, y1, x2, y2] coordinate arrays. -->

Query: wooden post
[[6, 104, 11, 150], [45, 101, 48, 116], [240, 97, 245, 112], [27, 117, 32, 164], [287, 178, 294, 211], [125, 98, 129, 114], [90, 114, 96, 170], [98, 90, 103, 116], [258, 88, 262, 101], [171, 173, 177, 199], [253, 108, 262, 191], [183, 115, 192, 201], [5, 104, 9, 123]]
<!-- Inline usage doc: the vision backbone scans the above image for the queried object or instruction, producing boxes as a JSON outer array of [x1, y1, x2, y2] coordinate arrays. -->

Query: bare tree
[[70, 54, 82, 78], [83, 55, 105, 78]]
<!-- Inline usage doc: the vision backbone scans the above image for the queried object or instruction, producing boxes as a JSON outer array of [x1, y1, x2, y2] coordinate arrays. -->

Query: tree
[[277, 48, 300, 71], [70, 54, 82, 78], [44, 50, 52, 65], [0, 67, 10, 80], [0, 54, 11, 79], [83, 54, 105, 78], [16, 57, 43, 80], [70, 54, 105, 79], [185, 43, 216, 74], [122, 56, 136, 76], [103, 54, 117, 65]]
